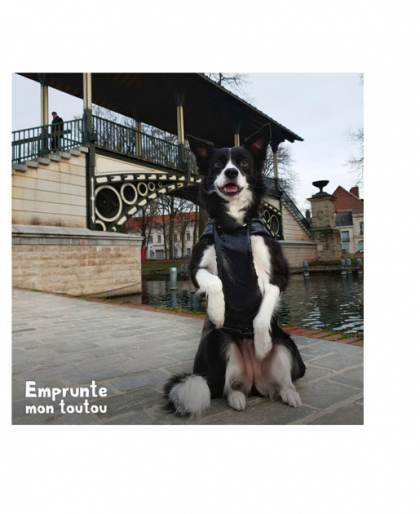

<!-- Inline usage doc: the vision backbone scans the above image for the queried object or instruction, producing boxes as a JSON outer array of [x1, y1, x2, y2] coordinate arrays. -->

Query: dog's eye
[[213, 161, 222, 168], [240, 160, 249, 167]]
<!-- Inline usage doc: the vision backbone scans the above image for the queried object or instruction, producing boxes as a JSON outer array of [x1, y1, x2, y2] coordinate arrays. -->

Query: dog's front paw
[[206, 280, 225, 328], [280, 387, 302, 408], [254, 322, 272, 360]]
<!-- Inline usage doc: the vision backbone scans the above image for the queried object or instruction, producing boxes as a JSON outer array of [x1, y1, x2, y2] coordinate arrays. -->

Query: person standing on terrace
[[51, 111, 64, 152]]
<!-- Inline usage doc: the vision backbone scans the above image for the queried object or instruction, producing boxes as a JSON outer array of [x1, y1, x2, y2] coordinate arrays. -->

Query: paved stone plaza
[[12, 290, 363, 425]]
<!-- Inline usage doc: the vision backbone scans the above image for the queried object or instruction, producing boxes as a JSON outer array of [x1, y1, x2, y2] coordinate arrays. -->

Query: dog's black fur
[[164, 124, 305, 416]]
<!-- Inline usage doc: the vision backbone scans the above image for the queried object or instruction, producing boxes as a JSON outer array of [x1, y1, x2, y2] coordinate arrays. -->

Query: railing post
[[135, 120, 142, 158], [279, 188, 284, 240], [83, 73, 95, 230], [176, 104, 186, 176], [40, 126, 49, 157], [86, 133, 96, 231]]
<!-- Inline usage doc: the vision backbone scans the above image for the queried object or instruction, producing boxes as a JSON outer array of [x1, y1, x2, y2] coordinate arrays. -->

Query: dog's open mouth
[[219, 183, 242, 195]]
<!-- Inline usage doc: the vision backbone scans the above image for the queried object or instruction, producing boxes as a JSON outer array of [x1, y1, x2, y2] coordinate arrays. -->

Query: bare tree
[[175, 199, 196, 257], [264, 144, 299, 200], [91, 105, 137, 154], [204, 73, 253, 102], [346, 127, 364, 186], [205, 73, 299, 199], [127, 203, 158, 256], [346, 74, 364, 185], [155, 195, 197, 259], [155, 195, 171, 259]]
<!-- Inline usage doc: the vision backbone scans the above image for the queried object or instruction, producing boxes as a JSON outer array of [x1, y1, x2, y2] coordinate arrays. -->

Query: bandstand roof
[[17, 73, 303, 148]]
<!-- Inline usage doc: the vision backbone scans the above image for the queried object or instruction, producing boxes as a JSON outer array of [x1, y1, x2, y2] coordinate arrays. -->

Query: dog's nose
[[224, 168, 239, 179]]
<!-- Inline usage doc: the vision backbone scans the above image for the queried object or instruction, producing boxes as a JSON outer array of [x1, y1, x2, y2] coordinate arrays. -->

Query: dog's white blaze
[[214, 149, 243, 189], [226, 149, 240, 172], [169, 375, 211, 416], [214, 149, 250, 226]]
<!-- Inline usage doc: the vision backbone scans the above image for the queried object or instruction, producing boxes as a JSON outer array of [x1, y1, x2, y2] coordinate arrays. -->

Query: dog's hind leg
[[223, 342, 252, 411], [259, 343, 302, 408]]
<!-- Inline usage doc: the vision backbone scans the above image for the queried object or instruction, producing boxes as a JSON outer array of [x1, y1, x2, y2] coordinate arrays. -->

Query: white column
[[234, 133, 240, 146], [273, 150, 278, 181], [176, 105, 185, 144], [83, 73, 92, 110], [40, 84, 49, 126], [83, 73, 93, 143]]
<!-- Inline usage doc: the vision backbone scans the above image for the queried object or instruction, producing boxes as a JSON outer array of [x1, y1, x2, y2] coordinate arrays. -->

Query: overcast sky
[[12, 73, 363, 212], [246, 73, 363, 211]]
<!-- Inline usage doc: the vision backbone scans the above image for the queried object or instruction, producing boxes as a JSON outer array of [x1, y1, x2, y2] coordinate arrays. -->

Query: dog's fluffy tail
[[164, 373, 211, 417]]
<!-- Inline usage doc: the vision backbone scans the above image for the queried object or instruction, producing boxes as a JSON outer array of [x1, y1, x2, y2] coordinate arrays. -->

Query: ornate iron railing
[[264, 176, 310, 231], [12, 119, 84, 163], [91, 116, 197, 175], [12, 116, 198, 175]]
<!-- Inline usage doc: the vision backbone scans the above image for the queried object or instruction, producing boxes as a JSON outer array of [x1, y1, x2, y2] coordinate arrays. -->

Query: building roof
[[18, 73, 303, 149], [332, 185, 364, 212]]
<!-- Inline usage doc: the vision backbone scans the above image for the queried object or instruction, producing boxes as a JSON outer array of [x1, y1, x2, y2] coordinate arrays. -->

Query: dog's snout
[[224, 168, 239, 179]]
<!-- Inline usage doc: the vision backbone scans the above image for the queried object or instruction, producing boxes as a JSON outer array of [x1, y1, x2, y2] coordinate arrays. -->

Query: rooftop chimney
[[350, 186, 359, 198]]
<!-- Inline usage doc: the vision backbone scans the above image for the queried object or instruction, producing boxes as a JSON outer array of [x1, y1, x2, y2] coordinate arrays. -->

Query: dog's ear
[[187, 135, 214, 174], [243, 124, 271, 162]]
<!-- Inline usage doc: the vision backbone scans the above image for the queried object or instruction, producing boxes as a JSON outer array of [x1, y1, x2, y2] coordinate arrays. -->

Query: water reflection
[[117, 272, 363, 335], [277, 273, 363, 334]]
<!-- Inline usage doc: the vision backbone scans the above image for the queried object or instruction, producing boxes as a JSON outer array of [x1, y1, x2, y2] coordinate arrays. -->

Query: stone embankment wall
[[12, 225, 143, 297], [280, 240, 318, 268], [12, 150, 87, 228]]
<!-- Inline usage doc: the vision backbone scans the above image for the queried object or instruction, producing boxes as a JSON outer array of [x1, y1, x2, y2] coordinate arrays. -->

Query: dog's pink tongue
[[225, 184, 238, 193]]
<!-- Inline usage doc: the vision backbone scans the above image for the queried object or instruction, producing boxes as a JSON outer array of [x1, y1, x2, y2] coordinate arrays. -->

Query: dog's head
[[187, 124, 271, 224]]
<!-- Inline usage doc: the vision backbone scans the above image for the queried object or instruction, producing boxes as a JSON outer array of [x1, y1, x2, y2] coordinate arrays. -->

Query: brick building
[[127, 212, 197, 260], [332, 186, 364, 254]]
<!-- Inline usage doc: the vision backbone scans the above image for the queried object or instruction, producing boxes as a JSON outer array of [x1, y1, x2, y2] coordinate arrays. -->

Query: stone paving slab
[[307, 403, 363, 425], [12, 290, 364, 425]]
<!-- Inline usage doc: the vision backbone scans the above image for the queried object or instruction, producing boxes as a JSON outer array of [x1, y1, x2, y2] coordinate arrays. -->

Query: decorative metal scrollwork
[[137, 182, 148, 196], [121, 183, 138, 205], [95, 185, 123, 222], [94, 220, 106, 231], [261, 202, 282, 239], [93, 177, 284, 239]]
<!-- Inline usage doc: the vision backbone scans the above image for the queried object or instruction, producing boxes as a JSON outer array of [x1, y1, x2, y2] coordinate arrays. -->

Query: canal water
[[116, 272, 363, 335]]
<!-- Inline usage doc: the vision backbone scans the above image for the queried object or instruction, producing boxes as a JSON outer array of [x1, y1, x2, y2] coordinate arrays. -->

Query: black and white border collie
[[164, 124, 306, 417]]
